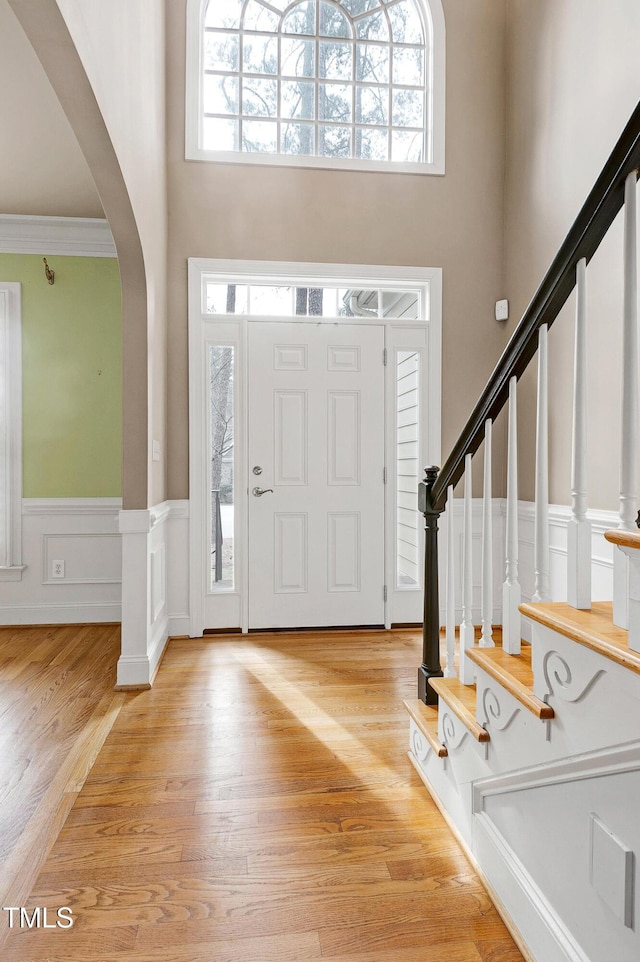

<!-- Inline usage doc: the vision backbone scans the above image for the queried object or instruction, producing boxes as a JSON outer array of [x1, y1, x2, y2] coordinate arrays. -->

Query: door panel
[[248, 322, 384, 629]]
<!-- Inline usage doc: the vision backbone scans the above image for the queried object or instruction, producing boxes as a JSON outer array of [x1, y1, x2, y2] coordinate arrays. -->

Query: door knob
[[252, 486, 274, 497]]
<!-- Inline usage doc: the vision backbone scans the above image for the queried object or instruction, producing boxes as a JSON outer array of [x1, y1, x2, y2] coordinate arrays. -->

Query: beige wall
[[10, 0, 169, 508], [504, 0, 640, 508], [53, 0, 169, 508], [0, 0, 102, 217], [166, 0, 510, 499]]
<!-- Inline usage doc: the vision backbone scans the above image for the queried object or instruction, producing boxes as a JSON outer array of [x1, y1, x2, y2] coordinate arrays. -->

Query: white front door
[[248, 322, 385, 629]]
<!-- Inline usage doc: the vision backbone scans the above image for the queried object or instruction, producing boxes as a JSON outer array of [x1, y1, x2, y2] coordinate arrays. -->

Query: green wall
[[0, 254, 122, 497]]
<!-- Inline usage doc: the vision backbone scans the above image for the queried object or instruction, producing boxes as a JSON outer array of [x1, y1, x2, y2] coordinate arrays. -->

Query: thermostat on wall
[[495, 299, 509, 321]]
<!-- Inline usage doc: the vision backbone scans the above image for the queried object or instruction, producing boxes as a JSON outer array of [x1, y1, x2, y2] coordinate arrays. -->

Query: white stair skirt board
[[410, 619, 640, 962], [473, 815, 591, 962], [117, 503, 171, 688], [471, 742, 640, 962]]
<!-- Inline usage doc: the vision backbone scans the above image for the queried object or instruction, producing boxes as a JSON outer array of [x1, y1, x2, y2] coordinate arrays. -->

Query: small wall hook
[[43, 257, 55, 285]]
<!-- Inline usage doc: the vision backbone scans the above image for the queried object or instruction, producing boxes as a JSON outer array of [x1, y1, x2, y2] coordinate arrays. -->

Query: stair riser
[[531, 622, 640, 756], [409, 718, 477, 846]]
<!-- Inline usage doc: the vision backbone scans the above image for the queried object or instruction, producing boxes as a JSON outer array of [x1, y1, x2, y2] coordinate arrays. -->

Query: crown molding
[[0, 215, 116, 257]]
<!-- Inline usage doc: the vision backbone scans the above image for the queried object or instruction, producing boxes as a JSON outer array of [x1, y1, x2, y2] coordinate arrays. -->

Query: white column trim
[[117, 503, 170, 687]]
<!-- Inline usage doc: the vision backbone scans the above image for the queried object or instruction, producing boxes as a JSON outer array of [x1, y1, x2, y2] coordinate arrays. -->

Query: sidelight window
[[209, 345, 235, 590]]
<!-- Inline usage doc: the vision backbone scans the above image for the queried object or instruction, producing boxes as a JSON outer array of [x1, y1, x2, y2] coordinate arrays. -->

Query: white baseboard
[[168, 615, 190, 637], [0, 603, 121, 624]]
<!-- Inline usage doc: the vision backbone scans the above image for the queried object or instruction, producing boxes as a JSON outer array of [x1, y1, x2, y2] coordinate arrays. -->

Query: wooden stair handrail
[[430, 100, 640, 513]]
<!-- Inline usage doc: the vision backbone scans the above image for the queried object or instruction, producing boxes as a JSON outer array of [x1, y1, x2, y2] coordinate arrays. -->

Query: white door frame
[[188, 258, 442, 637]]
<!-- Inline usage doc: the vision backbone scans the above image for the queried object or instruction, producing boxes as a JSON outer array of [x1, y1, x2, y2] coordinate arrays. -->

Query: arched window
[[186, 0, 445, 172]]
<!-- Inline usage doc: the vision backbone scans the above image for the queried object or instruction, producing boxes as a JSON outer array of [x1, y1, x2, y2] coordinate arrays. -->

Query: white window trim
[[185, 0, 445, 175], [0, 283, 25, 580]]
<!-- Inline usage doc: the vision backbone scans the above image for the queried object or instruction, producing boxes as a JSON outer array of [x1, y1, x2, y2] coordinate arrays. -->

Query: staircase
[[407, 102, 640, 962]]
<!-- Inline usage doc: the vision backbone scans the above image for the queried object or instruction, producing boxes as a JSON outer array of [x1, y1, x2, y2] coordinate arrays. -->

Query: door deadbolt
[[253, 465, 263, 475]]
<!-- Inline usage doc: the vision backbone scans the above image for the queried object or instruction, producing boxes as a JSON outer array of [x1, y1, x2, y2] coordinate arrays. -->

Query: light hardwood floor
[[1, 626, 525, 961], [0, 623, 125, 916]]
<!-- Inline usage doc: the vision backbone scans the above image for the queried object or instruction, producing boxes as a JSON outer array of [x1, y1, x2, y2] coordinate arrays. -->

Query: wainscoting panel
[[166, 500, 190, 637], [0, 499, 122, 624]]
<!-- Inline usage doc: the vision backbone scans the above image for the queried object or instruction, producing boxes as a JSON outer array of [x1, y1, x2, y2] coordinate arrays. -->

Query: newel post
[[418, 465, 444, 704]]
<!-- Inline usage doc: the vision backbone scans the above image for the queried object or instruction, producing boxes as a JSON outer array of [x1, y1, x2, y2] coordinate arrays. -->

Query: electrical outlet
[[52, 560, 65, 579]]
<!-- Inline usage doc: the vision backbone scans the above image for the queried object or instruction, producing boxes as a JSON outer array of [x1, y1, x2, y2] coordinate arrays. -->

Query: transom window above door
[[203, 280, 422, 317], [185, 0, 445, 173]]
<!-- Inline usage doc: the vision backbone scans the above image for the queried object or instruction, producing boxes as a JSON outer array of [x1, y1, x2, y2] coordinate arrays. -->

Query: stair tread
[[605, 529, 640, 550], [404, 700, 448, 757], [467, 645, 554, 720], [520, 600, 640, 674], [428, 678, 490, 742]]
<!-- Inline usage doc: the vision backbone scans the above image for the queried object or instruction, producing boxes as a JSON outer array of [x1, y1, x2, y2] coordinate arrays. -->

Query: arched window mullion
[[259, 0, 288, 18], [315, 0, 320, 154]]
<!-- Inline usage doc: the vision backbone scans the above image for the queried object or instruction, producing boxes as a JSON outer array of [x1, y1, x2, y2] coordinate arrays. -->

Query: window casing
[[186, 0, 445, 173], [0, 283, 23, 580]]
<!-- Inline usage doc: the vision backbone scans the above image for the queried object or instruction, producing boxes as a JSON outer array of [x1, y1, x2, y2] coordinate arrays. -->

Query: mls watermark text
[[2, 906, 74, 929]]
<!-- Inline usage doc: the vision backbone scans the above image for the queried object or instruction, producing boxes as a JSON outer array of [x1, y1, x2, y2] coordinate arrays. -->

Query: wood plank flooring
[[0, 623, 125, 916], [1, 626, 525, 961]]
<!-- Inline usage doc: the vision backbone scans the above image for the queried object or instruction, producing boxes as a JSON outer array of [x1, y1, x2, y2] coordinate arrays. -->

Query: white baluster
[[480, 419, 495, 647], [502, 376, 521, 653], [444, 485, 456, 677], [567, 257, 592, 609], [532, 323, 550, 603], [460, 453, 475, 684], [614, 170, 639, 629]]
